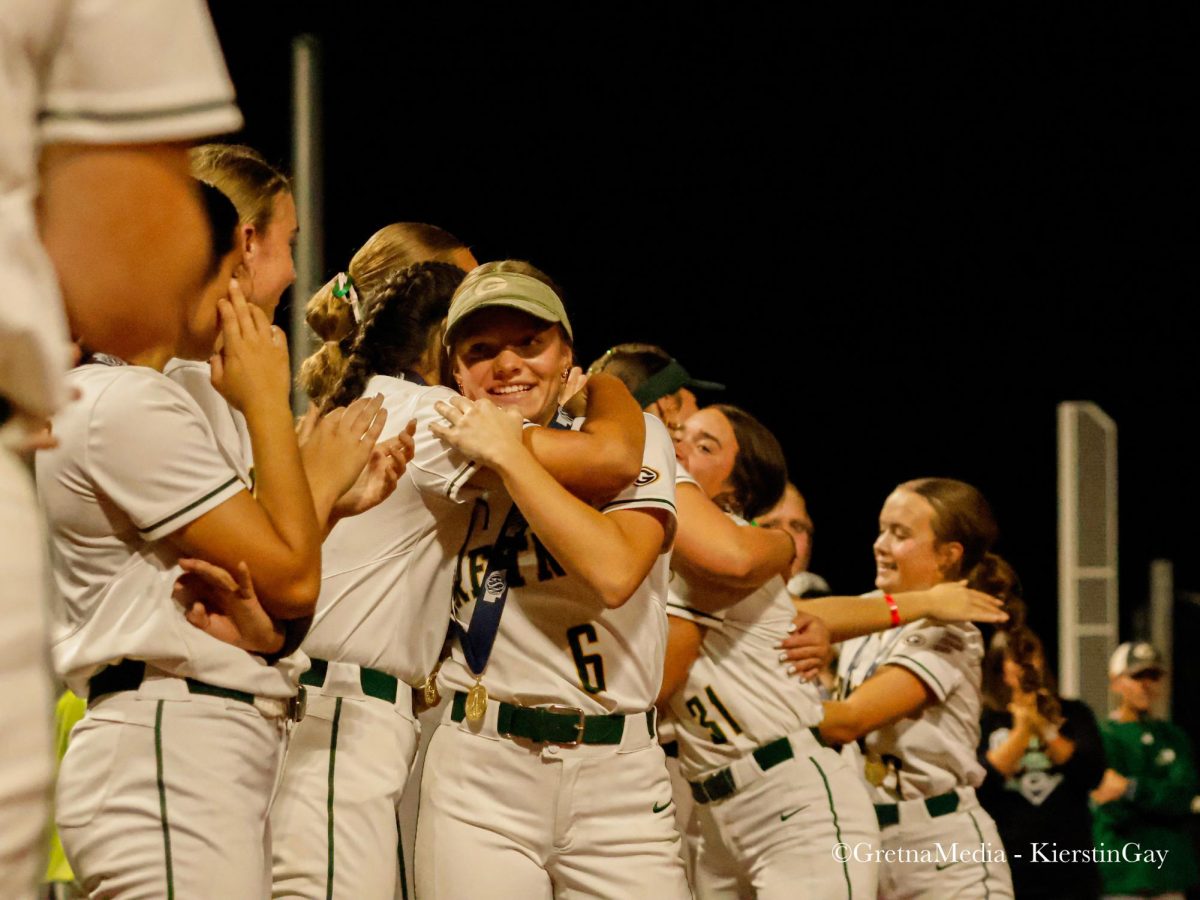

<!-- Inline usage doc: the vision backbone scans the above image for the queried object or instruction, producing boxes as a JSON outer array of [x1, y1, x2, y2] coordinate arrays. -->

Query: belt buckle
[[542, 704, 586, 745], [288, 684, 308, 723]]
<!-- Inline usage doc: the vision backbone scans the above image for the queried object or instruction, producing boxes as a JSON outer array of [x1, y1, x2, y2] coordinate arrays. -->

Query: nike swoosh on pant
[[780, 805, 809, 821]]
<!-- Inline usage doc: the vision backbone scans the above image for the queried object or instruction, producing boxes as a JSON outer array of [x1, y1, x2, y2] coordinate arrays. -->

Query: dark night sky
[[209, 5, 1198, 727]]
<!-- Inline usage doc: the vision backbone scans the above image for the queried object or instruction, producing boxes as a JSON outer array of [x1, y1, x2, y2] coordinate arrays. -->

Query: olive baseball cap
[[444, 270, 572, 346], [1109, 641, 1165, 678]]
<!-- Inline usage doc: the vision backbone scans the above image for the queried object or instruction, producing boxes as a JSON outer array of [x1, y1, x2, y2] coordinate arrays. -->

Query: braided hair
[[299, 223, 471, 406], [323, 262, 465, 410]]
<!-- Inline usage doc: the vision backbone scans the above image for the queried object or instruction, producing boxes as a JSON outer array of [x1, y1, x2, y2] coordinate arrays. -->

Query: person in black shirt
[[978, 628, 1107, 899]]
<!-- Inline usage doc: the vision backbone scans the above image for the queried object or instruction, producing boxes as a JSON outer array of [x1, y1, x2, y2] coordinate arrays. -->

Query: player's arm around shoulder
[[670, 481, 794, 604], [522, 372, 645, 504], [431, 394, 672, 608]]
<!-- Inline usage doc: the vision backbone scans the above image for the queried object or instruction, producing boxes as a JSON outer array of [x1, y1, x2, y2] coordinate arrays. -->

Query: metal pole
[[1149, 559, 1173, 716], [290, 34, 323, 414]]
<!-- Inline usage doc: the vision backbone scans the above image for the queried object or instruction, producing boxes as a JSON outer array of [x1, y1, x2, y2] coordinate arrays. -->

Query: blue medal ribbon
[[450, 407, 574, 677]]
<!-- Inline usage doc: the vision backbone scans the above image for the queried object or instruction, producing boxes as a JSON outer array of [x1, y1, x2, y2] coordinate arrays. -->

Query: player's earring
[[561, 369, 570, 381]]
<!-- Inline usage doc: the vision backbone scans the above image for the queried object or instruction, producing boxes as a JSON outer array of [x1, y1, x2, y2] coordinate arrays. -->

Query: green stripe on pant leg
[[967, 810, 992, 899], [810, 756, 852, 899], [327, 697, 343, 900], [396, 811, 409, 900], [154, 700, 175, 900]]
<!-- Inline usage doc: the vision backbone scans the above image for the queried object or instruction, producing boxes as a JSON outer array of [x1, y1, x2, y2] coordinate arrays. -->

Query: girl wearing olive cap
[[415, 261, 691, 900]]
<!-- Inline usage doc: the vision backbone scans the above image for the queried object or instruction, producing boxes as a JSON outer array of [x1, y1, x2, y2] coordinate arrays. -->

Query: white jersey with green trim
[[438, 414, 678, 714], [37, 364, 303, 698], [164, 359, 253, 483], [305, 374, 488, 683], [836, 618, 986, 801], [665, 512, 823, 779]]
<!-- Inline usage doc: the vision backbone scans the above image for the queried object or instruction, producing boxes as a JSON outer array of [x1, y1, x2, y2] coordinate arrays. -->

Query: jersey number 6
[[567, 624, 607, 694]]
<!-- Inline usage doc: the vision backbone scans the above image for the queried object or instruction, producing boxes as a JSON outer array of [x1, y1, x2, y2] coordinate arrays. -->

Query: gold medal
[[421, 675, 441, 710], [465, 681, 488, 722], [864, 756, 888, 787]]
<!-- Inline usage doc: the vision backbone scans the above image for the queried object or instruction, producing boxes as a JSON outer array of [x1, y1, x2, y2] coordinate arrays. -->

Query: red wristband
[[884, 594, 901, 627]]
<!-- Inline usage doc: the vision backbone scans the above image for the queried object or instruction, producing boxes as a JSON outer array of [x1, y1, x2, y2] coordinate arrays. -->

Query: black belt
[[300, 657, 398, 704], [689, 729, 825, 804], [874, 790, 960, 828], [87, 659, 305, 720], [450, 691, 654, 746]]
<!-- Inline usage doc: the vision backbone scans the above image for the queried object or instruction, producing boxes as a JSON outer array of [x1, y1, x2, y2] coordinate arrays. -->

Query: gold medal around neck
[[422, 676, 441, 710], [864, 756, 888, 787], [465, 681, 488, 722]]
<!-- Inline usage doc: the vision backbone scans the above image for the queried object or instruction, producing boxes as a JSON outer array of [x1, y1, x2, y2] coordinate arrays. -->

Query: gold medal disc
[[465, 682, 488, 722], [422, 677, 441, 710]]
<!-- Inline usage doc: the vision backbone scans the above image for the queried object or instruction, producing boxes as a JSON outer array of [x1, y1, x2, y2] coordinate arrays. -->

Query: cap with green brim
[[633, 359, 725, 408], [444, 270, 572, 346]]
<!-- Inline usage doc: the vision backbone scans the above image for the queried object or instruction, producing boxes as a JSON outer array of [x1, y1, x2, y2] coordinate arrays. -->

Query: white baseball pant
[[56, 674, 286, 899], [415, 701, 691, 900], [0, 447, 53, 900], [687, 728, 880, 899], [875, 786, 1014, 900], [271, 661, 419, 899]]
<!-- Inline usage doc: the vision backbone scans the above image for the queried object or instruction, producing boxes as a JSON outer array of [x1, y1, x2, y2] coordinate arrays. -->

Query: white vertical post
[[290, 34, 322, 414], [1057, 402, 1118, 716], [1149, 559, 1173, 716]]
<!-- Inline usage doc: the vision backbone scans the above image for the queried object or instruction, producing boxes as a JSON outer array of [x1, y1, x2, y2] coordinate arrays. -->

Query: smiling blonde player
[[416, 262, 691, 900]]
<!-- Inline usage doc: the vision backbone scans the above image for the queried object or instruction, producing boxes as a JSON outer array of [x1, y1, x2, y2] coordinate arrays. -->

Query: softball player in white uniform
[[661, 407, 879, 899], [38, 279, 381, 897], [415, 263, 690, 900], [2, 4, 239, 894], [272, 261, 646, 898], [270, 262, 467, 899], [818, 479, 1015, 900]]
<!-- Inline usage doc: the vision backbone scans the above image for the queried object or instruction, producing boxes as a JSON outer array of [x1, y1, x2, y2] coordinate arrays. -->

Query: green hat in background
[[444, 270, 572, 346]]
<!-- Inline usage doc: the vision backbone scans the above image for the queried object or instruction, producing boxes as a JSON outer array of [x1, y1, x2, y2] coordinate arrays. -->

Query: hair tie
[[333, 272, 364, 323]]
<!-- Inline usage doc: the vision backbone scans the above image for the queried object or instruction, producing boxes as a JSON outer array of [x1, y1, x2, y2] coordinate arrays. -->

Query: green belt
[[689, 729, 825, 805], [450, 691, 654, 745], [300, 658, 399, 704], [88, 659, 255, 707], [874, 790, 960, 828]]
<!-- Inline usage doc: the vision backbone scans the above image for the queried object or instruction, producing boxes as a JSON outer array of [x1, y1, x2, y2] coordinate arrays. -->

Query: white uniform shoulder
[[60, 364, 244, 540], [382, 377, 490, 504], [164, 358, 251, 477], [599, 414, 678, 521], [877, 619, 981, 703], [38, 0, 241, 144]]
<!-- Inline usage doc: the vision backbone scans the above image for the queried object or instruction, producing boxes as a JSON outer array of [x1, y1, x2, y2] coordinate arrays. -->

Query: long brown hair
[[299, 223, 470, 406], [710, 404, 787, 522], [900, 478, 1058, 721], [982, 626, 1063, 723]]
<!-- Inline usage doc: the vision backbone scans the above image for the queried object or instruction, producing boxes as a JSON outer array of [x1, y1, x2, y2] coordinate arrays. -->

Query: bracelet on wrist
[[884, 593, 901, 628]]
